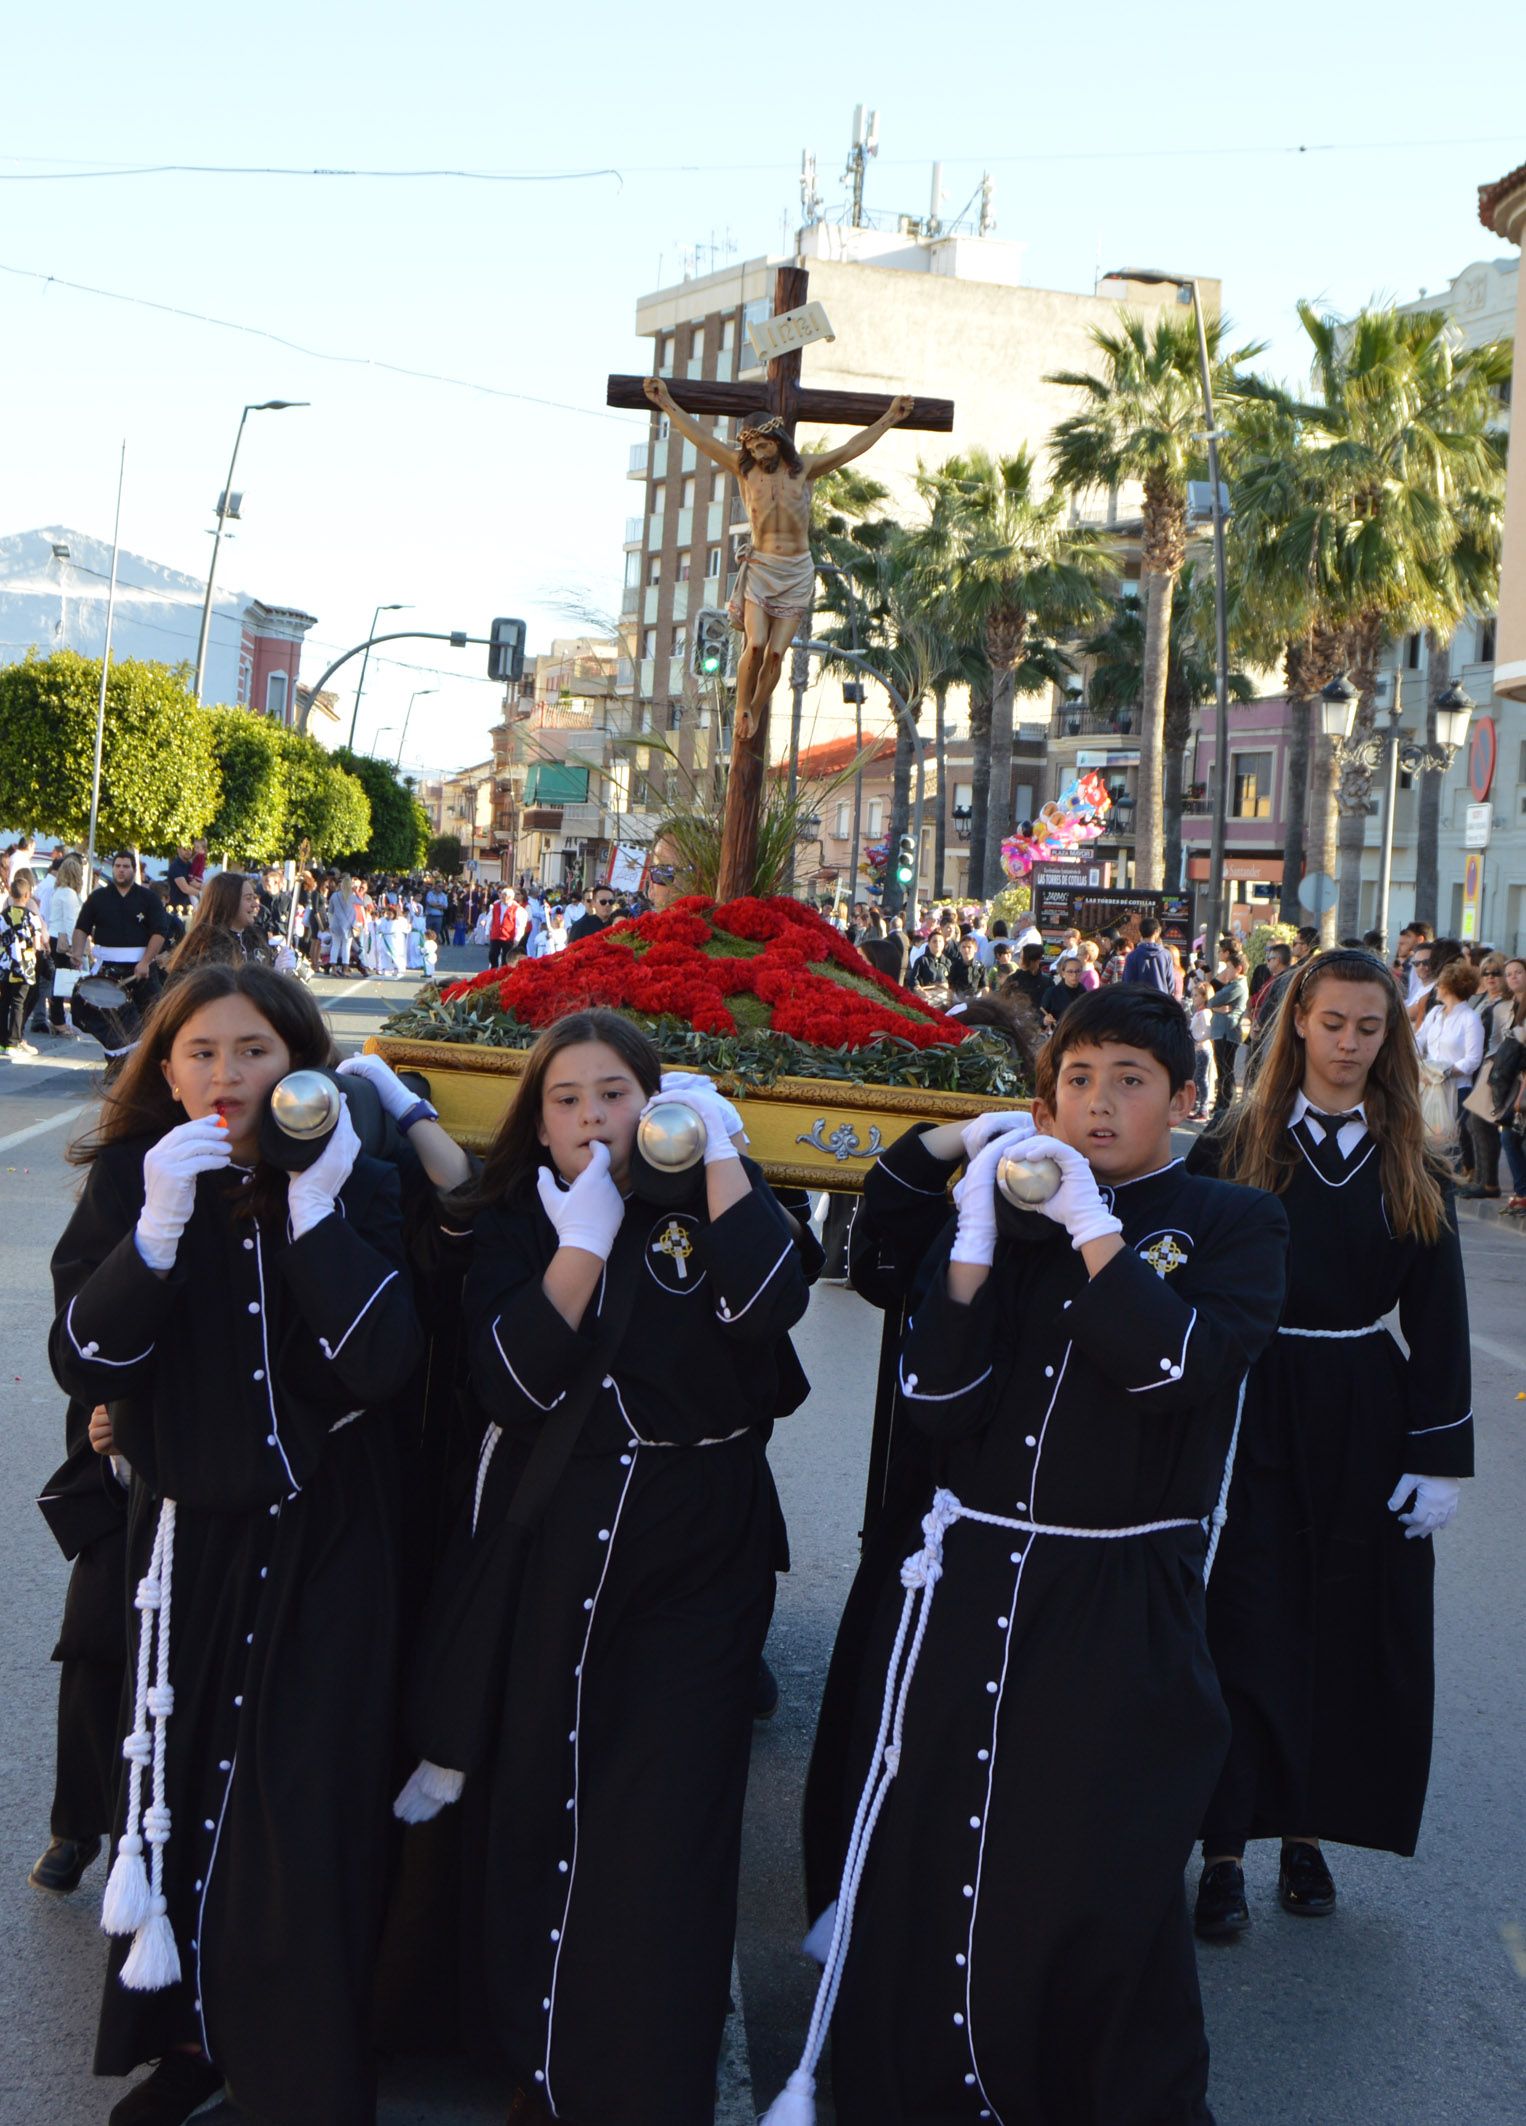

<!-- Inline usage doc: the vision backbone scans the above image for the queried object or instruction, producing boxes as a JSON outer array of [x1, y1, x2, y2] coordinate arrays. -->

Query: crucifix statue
[[608, 264, 954, 900]]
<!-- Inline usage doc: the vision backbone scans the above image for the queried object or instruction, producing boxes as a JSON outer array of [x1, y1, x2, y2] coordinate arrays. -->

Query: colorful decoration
[[1000, 771, 1113, 880], [441, 895, 964, 1053]]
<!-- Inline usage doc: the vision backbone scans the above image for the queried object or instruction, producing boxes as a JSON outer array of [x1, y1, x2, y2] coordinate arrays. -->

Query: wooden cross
[[607, 264, 955, 900]]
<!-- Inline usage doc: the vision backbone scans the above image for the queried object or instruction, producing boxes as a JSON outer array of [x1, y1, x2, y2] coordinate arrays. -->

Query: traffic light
[[894, 834, 915, 886], [487, 616, 526, 683], [689, 607, 730, 682]]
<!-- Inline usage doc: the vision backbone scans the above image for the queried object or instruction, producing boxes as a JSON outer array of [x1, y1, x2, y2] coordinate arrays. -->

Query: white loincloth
[[727, 545, 816, 627]]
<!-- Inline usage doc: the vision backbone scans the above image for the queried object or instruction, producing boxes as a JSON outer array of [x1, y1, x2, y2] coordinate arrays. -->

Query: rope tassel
[[106, 1499, 182, 1992]]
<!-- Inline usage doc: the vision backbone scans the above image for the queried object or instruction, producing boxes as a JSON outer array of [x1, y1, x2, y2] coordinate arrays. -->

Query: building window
[[1232, 751, 1273, 820], [672, 627, 687, 660], [834, 800, 850, 839], [236, 654, 252, 705], [266, 669, 288, 719], [867, 798, 884, 835], [1478, 615, 1497, 663], [705, 548, 720, 577], [677, 554, 692, 581], [641, 628, 657, 658], [1405, 632, 1423, 670], [656, 333, 672, 375], [647, 554, 662, 585], [651, 480, 666, 515], [712, 472, 726, 503], [720, 316, 735, 353], [954, 783, 973, 811], [624, 550, 641, 587], [668, 702, 683, 730], [677, 475, 693, 510]]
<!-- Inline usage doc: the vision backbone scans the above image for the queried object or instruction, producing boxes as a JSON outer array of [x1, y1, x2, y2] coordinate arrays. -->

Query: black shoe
[[1278, 1841, 1336, 1916], [1194, 1858, 1250, 1939], [27, 1833, 102, 1894], [108, 2055, 225, 2125], [753, 1654, 780, 1721]]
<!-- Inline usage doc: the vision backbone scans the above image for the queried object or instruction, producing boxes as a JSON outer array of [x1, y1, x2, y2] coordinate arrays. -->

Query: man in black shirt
[[567, 887, 620, 942], [1006, 941, 1049, 1014], [165, 844, 200, 914], [72, 852, 171, 980]]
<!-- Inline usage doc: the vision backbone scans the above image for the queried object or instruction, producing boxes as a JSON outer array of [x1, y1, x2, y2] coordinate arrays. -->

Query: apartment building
[[617, 229, 1213, 860]]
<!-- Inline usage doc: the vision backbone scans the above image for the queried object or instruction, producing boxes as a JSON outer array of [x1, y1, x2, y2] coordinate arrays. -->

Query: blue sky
[[6, 0, 1523, 776]]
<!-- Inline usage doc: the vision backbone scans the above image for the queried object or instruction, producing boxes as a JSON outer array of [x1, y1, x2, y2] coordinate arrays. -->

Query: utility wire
[[1, 135, 1521, 181], [0, 262, 633, 424]]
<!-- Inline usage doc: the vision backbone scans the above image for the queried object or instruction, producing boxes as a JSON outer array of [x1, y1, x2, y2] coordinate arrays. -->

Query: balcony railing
[[627, 442, 648, 476], [1053, 707, 1139, 739], [624, 516, 644, 545]]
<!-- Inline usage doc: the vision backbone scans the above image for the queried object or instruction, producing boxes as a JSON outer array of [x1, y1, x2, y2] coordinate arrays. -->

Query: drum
[[71, 976, 144, 1061]]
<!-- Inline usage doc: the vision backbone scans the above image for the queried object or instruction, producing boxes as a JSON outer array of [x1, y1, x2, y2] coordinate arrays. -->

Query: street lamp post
[[1318, 674, 1472, 947], [349, 604, 412, 750], [1105, 269, 1230, 932], [192, 400, 308, 704], [397, 687, 437, 766]]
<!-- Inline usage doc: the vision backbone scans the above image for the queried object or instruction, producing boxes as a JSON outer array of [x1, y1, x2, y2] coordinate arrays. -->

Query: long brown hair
[[71, 965, 338, 1222], [1215, 949, 1447, 1243], [464, 1009, 661, 1213], [165, 871, 264, 978]]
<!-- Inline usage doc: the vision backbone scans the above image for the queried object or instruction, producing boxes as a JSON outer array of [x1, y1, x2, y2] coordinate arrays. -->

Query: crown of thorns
[[737, 414, 787, 443]]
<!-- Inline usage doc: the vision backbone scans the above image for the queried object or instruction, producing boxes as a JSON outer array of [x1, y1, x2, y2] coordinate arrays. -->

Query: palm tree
[[1047, 310, 1266, 888], [921, 449, 1112, 897], [1081, 564, 1253, 863], [1242, 304, 1509, 935]]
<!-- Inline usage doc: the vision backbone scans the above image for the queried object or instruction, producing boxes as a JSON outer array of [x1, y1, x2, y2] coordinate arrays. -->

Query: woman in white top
[[1415, 957, 1485, 1110], [44, 853, 85, 1036]]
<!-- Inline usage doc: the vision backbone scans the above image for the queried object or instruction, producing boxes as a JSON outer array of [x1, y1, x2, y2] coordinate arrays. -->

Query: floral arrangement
[[437, 895, 961, 1050]]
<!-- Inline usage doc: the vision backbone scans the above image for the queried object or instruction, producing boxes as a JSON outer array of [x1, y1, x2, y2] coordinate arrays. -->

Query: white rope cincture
[[105, 1497, 182, 1991], [759, 1487, 1198, 2126], [471, 1424, 504, 1537], [1203, 1376, 1246, 1582], [1276, 1320, 1388, 1339]]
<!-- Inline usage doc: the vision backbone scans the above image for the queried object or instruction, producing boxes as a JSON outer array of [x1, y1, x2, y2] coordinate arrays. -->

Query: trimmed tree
[[205, 707, 288, 862], [0, 650, 221, 853], [332, 748, 430, 872], [275, 727, 370, 861], [428, 833, 465, 876]]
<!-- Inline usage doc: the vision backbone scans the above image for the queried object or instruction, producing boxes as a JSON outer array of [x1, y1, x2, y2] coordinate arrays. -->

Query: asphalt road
[[2, 964, 1523, 2125]]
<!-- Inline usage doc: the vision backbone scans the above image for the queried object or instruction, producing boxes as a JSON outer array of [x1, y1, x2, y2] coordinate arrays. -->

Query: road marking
[[0, 1104, 90, 1155], [1470, 1330, 1526, 1375]]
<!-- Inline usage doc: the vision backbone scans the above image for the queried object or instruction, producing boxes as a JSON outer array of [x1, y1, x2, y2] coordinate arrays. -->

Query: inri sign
[[746, 300, 836, 364]]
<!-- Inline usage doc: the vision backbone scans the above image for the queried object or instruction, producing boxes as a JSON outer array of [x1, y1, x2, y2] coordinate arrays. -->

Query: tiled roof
[[1478, 159, 1526, 236]]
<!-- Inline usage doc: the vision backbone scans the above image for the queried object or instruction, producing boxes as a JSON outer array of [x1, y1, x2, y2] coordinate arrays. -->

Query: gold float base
[[368, 1036, 1026, 1194]]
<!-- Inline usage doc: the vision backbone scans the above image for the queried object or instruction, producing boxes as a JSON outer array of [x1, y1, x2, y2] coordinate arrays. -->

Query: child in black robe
[[398, 1008, 810, 2125], [1188, 948, 1472, 1937], [50, 964, 422, 2126], [771, 986, 1288, 2126]]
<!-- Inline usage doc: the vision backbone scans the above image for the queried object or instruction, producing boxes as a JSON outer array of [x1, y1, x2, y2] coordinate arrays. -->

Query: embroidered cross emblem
[[651, 1219, 695, 1281], [1140, 1235, 1189, 1278]]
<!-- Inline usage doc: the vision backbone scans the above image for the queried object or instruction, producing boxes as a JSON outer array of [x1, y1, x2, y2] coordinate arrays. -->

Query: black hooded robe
[[50, 1141, 423, 2125]]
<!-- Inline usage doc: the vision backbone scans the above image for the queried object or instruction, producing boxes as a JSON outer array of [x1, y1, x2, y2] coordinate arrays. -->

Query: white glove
[[272, 944, 298, 975], [1016, 1133, 1124, 1252], [136, 1116, 233, 1270], [960, 1108, 1036, 1162], [949, 1136, 1009, 1268], [536, 1138, 626, 1258], [393, 1759, 465, 1823], [337, 1051, 416, 1120], [640, 1082, 740, 1165], [286, 1100, 362, 1240], [1387, 1472, 1461, 1540], [656, 1069, 747, 1146]]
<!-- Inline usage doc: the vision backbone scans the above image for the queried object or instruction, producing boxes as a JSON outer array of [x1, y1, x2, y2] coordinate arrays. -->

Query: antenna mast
[[844, 104, 879, 228], [978, 171, 997, 236], [800, 149, 823, 226]]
